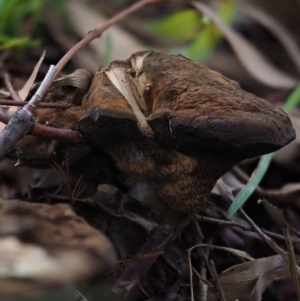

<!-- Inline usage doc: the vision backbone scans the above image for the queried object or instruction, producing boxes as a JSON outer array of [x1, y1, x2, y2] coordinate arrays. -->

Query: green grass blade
[[227, 83, 300, 217], [283, 84, 300, 114], [227, 153, 273, 217]]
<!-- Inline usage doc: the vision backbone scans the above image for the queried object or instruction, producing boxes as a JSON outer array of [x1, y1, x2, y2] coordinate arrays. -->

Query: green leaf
[[227, 153, 273, 217], [219, 0, 237, 23], [0, 0, 57, 50], [283, 83, 300, 114], [186, 0, 237, 63], [0, 35, 39, 50], [146, 9, 201, 42], [187, 28, 216, 62]]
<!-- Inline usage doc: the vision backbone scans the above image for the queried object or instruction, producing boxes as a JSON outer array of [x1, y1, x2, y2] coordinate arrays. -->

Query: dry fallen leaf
[[209, 255, 290, 301], [0, 200, 116, 297], [260, 199, 288, 229]]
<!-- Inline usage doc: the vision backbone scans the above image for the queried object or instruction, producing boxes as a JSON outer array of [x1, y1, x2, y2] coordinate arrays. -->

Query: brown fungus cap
[[80, 51, 295, 161], [130, 51, 296, 160], [80, 60, 143, 148], [78, 51, 296, 215]]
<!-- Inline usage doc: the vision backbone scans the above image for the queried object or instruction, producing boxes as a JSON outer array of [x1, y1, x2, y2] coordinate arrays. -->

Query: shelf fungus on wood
[[78, 51, 295, 215]]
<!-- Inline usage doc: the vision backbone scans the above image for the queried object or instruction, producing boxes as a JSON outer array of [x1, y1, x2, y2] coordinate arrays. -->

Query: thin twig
[[3, 73, 22, 102], [263, 229, 300, 243], [200, 237, 213, 301], [209, 260, 226, 301], [240, 208, 288, 258], [188, 243, 252, 301], [283, 228, 300, 299], [0, 106, 35, 158], [53, 0, 164, 80], [51, 156, 87, 204], [0, 99, 76, 109], [118, 250, 165, 264], [194, 214, 252, 231], [194, 214, 300, 243], [192, 267, 214, 287], [18, 51, 45, 101], [74, 290, 89, 301], [45, 193, 96, 207], [28, 65, 57, 109], [72, 174, 87, 201], [193, 222, 213, 301], [240, 209, 300, 276], [0, 110, 84, 143], [32, 122, 84, 143]]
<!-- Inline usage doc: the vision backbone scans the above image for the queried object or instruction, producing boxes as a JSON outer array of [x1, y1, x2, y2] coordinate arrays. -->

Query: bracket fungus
[[78, 51, 295, 215]]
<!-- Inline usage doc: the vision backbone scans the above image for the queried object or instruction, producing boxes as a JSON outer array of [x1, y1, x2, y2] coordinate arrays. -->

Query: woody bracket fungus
[[78, 51, 295, 215]]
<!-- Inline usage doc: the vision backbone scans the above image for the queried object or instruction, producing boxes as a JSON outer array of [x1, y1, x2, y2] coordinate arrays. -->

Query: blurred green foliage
[[0, 0, 65, 50], [147, 9, 201, 42], [0, 0, 41, 49], [147, 0, 237, 62]]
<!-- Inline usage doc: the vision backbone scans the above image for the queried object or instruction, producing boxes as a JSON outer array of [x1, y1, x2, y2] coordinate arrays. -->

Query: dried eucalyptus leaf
[[31, 69, 93, 93], [209, 255, 289, 301]]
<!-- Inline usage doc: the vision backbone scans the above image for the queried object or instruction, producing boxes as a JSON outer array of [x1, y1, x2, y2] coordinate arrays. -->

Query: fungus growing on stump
[[79, 51, 295, 215]]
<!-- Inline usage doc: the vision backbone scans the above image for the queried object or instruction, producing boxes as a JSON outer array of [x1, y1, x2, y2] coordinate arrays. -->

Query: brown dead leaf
[[0, 159, 60, 197], [31, 68, 93, 94], [261, 199, 287, 229], [0, 200, 116, 297], [260, 199, 300, 237], [209, 255, 289, 301], [249, 265, 290, 301]]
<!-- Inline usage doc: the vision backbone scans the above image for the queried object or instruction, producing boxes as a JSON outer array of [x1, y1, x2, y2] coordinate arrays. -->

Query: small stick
[[3, 72, 22, 102], [53, 0, 163, 80], [0, 99, 76, 109], [28, 65, 57, 109], [192, 267, 213, 287], [209, 260, 226, 301], [240, 209, 300, 275], [194, 214, 252, 231], [0, 109, 84, 143]]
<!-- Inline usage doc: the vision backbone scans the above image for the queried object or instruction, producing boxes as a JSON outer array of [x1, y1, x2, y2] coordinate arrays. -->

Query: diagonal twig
[[18, 51, 45, 101], [209, 260, 226, 301], [283, 228, 300, 299], [3, 72, 22, 102], [0, 99, 76, 109]]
